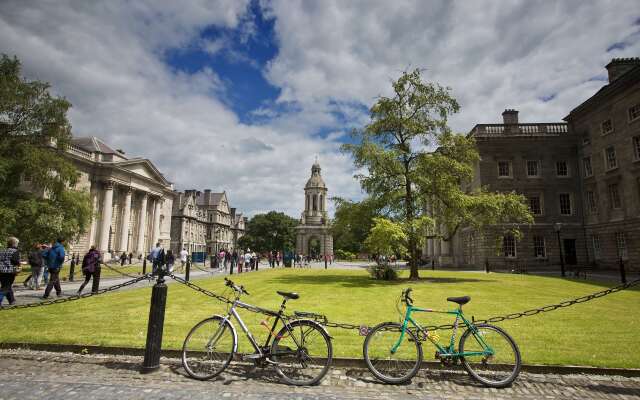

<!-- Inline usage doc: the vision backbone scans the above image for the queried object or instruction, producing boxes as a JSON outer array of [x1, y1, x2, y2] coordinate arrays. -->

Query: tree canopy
[[237, 211, 298, 253], [0, 54, 91, 248], [330, 196, 386, 254], [343, 69, 532, 279]]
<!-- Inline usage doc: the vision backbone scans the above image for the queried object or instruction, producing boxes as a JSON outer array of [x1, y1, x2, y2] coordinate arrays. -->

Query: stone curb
[[2, 342, 640, 378]]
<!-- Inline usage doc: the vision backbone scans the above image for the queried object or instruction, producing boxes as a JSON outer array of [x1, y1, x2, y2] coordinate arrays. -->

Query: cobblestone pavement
[[0, 350, 638, 400]]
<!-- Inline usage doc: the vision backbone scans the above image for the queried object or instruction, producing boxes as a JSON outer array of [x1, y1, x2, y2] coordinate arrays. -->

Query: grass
[[1, 268, 638, 368]]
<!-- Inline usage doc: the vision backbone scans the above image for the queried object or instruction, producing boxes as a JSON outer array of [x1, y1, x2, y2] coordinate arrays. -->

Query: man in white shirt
[[179, 248, 188, 272]]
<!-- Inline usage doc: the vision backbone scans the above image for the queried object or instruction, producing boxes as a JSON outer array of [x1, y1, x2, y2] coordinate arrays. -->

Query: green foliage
[[364, 218, 407, 257], [0, 54, 91, 247], [237, 211, 298, 253], [334, 249, 356, 261], [367, 263, 398, 280], [330, 196, 385, 254], [342, 69, 459, 279], [343, 69, 533, 279]]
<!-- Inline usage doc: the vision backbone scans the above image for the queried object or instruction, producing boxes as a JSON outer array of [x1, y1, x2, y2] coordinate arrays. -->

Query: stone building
[[65, 137, 174, 260], [428, 57, 639, 270], [564, 58, 640, 268], [170, 190, 245, 254], [295, 162, 333, 257]]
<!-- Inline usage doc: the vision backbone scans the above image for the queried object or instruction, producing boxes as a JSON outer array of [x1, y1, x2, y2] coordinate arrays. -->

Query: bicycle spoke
[[182, 317, 235, 380]]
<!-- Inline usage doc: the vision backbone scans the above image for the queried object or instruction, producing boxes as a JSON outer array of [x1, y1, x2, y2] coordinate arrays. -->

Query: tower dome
[[305, 161, 326, 188]]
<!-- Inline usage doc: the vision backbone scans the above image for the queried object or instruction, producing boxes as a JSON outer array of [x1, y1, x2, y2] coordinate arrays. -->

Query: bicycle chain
[[169, 274, 640, 333], [0, 274, 153, 311]]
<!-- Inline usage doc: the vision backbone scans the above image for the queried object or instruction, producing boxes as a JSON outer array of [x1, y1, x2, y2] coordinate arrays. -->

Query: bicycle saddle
[[447, 296, 470, 305], [277, 291, 299, 300]]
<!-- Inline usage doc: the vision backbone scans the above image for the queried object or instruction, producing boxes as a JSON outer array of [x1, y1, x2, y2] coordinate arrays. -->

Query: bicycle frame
[[391, 304, 494, 359]]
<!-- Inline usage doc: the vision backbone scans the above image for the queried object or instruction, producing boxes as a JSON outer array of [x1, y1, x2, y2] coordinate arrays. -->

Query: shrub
[[367, 263, 398, 280], [335, 249, 356, 261]]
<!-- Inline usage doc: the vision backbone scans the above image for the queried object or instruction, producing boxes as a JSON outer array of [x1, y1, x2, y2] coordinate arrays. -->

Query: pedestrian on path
[[165, 250, 175, 273], [128, 252, 133, 265], [43, 238, 65, 299], [78, 246, 101, 294], [24, 243, 45, 290], [149, 242, 163, 275], [42, 243, 50, 286], [0, 236, 21, 305], [120, 252, 127, 266], [244, 251, 251, 272], [179, 248, 188, 272]]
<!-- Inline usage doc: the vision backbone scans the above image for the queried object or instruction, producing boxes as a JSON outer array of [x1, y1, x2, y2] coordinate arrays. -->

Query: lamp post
[[554, 222, 565, 277]]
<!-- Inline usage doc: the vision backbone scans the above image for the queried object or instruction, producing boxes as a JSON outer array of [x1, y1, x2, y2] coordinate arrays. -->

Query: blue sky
[[1, 0, 639, 217]]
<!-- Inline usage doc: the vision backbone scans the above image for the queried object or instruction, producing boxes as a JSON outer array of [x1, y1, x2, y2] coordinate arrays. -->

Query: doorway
[[563, 239, 577, 265]]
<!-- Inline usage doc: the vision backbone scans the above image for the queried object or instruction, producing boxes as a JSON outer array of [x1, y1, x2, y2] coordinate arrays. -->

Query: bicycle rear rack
[[294, 311, 328, 324]]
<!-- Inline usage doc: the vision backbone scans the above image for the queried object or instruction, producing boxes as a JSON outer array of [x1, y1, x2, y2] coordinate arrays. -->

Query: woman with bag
[[78, 245, 101, 294], [0, 237, 21, 305]]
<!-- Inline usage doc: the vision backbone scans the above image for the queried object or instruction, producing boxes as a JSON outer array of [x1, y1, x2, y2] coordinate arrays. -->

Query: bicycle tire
[[363, 322, 423, 384], [459, 323, 521, 388], [182, 316, 236, 380], [271, 319, 333, 386]]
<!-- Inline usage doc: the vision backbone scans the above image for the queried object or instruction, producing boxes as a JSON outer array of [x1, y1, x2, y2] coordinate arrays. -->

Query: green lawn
[[1, 268, 638, 368]]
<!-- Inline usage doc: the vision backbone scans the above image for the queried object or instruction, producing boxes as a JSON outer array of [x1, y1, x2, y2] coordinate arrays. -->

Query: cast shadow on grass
[[266, 274, 494, 288]]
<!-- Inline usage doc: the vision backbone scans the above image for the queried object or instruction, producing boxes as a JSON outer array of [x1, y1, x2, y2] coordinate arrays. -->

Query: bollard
[[141, 269, 167, 373], [69, 256, 76, 282], [185, 258, 191, 282], [485, 259, 490, 274], [143, 256, 147, 275], [619, 257, 627, 285], [431, 259, 435, 271]]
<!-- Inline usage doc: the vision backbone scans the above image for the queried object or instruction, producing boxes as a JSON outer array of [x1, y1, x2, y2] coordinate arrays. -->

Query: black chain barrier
[[0, 274, 153, 311], [168, 274, 640, 333]]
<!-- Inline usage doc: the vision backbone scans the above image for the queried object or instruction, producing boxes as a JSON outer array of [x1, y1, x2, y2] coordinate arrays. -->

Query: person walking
[[24, 243, 45, 290], [120, 252, 127, 266], [42, 243, 50, 286], [149, 242, 163, 275], [224, 250, 231, 271], [128, 252, 133, 265], [230, 250, 236, 275], [165, 250, 175, 273], [0, 237, 21, 305], [43, 238, 66, 299], [78, 246, 101, 294], [243, 251, 251, 272], [179, 248, 188, 272]]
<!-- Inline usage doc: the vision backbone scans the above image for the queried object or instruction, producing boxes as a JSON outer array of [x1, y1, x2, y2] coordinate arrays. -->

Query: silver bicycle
[[181, 278, 333, 386]]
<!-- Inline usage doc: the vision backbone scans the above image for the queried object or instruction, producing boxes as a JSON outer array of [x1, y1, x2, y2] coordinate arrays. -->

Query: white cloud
[[1, 0, 638, 220]]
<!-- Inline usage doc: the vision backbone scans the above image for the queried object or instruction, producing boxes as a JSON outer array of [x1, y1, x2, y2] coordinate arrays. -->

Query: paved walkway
[[0, 349, 638, 399]]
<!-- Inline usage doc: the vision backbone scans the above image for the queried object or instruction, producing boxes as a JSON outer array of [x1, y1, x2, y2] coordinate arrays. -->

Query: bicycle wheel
[[363, 322, 423, 384], [182, 316, 236, 380], [459, 323, 521, 388], [271, 319, 333, 386]]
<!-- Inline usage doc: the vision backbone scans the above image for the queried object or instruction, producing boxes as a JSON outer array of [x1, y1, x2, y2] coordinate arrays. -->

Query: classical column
[[88, 181, 99, 247], [151, 197, 162, 246], [136, 193, 148, 255], [99, 181, 114, 254], [119, 187, 132, 252]]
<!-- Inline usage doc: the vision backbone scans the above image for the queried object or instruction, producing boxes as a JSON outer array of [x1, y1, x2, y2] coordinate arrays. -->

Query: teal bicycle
[[363, 288, 521, 387]]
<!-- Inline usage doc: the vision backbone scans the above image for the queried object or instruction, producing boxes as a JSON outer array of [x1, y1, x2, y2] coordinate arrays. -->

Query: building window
[[592, 235, 601, 260], [533, 236, 546, 258], [526, 160, 540, 177], [559, 193, 572, 215], [634, 136, 640, 161], [556, 161, 569, 177], [604, 146, 617, 170], [528, 196, 542, 215], [608, 184, 621, 209], [616, 232, 627, 258], [629, 104, 640, 122], [502, 235, 516, 258], [583, 157, 593, 177], [601, 119, 613, 135], [585, 191, 597, 214], [497, 161, 511, 177]]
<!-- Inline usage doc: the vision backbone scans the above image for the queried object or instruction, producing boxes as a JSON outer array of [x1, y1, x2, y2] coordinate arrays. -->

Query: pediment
[[115, 159, 170, 186]]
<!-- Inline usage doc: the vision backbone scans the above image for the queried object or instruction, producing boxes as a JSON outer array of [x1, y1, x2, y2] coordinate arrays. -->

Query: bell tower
[[295, 161, 333, 258]]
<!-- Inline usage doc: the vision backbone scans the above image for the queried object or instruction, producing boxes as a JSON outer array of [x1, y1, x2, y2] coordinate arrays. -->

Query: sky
[[1, 0, 639, 218]]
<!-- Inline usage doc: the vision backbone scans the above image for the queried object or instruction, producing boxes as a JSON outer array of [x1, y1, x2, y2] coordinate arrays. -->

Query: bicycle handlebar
[[224, 277, 250, 296]]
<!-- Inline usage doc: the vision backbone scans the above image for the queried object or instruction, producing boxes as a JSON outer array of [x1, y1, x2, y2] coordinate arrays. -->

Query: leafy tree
[[330, 196, 385, 254], [343, 69, 532, 280], [0, 54, 91, 248], [364, 217, 407, 259], [237, 211, 298, 253]]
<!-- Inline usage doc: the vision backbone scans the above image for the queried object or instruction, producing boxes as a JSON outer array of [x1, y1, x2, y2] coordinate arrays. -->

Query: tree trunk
[[404, 173, 419, 280]]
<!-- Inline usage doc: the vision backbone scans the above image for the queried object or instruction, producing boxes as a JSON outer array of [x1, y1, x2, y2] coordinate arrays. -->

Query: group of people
[[211, 249, 261, 275]]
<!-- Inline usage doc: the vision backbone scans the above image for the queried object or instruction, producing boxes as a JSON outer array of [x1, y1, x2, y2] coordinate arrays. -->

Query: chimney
[[230, 207, 236, 219], [204, 189, 212, 205], [605, 58, 640, 83], [502, 109, 519, 125]]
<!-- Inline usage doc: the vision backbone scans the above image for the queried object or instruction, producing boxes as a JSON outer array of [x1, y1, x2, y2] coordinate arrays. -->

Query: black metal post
[[485, 258, 490, 274], [556, 230, 565, 277], [141, 270, 167, 373], [143, 256, 147, 275], [619, 257, 627, 285], [185, 257, 191, 282], [431, 258, 435, 271], [69, 255, 76, 282]]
